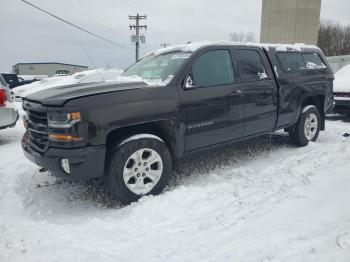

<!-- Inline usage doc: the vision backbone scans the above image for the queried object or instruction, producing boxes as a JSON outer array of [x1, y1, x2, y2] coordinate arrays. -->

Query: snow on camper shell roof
[[146, 40, 321, 57]]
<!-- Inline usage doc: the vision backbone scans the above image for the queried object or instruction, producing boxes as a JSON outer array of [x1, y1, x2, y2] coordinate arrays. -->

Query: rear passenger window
[[302, 53, 326, 70], [192, 50, 234, 87], [236, 49, 268, 82], [276, 52, 305, 72]]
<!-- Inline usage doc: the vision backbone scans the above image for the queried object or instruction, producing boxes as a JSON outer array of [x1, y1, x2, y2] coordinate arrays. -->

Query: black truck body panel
[[264, 47, 334, 130], [22, 43, 334, 180]]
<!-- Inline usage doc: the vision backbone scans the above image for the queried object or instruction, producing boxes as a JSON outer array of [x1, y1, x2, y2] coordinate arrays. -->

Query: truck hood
[[24, 81, 148, 106]]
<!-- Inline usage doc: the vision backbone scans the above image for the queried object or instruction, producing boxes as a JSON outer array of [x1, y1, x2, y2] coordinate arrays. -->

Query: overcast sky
[[1, 0, 349, 72]]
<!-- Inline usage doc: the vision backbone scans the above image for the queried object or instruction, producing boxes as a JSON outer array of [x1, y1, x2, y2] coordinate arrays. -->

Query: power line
[[120, 0, 136, 12], [62, 0, 130, 45], [62, 1, 113, 34], [20, 0, 132, 51], [109, 0, 128, 15], [78, 42, 103, 80], [127, 0, 146, 15], [111, 0, 144, 18], [129, 0, 142, 11]]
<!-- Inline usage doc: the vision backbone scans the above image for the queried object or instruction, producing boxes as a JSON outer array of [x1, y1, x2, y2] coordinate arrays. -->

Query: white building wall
[[13, 63, 88, 77]]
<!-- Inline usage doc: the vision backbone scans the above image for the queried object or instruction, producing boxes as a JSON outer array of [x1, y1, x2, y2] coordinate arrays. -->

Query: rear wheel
[[289, 105, 321, 146], [104, 135, 172, 203]]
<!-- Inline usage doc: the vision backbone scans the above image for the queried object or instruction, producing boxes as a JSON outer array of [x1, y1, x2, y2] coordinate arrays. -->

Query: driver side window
[[192, 50, 235, 87]]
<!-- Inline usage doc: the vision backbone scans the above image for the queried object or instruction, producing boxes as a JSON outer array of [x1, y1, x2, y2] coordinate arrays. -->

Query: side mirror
[[184, 74, 195, 89]]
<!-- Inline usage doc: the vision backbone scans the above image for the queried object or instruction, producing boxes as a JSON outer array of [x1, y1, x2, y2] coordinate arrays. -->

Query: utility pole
[[160, 43, 171, 48], [129, 14, 147, 62]]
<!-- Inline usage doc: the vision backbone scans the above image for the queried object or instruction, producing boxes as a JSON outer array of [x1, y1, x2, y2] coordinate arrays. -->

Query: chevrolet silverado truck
[[21, 41, 334, 203]]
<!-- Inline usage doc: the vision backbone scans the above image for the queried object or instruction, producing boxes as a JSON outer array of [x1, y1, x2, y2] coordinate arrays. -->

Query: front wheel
[[289, 105, 321, 147], [104, 135, 172, 203]]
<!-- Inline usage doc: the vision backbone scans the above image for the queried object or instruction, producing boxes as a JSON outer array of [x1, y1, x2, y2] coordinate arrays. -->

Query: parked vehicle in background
[[333, 64, 350, 115], [18, 77, 38, 86], [0, 73, 22, 89], [0, 75, 18, 130], [21, 41, 334, 203], [12, 69, 124, 100], [0, 73, 45, 95]]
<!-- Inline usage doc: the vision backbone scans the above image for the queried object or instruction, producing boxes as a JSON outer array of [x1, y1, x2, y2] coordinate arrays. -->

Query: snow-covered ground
[[1, 105, 350, 262]]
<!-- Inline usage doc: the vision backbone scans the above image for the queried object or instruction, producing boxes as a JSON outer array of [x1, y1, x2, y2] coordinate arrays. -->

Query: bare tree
[[230, 31, 256, 43], [317, 20, 350, 56]]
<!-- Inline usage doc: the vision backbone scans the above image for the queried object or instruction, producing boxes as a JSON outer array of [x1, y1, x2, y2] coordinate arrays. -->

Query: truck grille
[[23, 100, 49, 153]]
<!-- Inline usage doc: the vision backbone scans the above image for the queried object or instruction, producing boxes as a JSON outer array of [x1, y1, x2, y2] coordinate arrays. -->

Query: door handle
[[231, 89, 243, 97]]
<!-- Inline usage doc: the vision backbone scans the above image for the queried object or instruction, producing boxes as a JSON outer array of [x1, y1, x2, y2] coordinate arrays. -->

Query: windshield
[[122, 52, 192, 85]]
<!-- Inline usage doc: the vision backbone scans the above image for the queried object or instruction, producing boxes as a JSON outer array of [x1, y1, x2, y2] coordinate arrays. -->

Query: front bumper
[[22, 132, 106, 181], [334, 98, 350, 114]]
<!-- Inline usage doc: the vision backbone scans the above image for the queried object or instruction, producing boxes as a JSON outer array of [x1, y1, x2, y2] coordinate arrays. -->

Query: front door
[[178, 48, 244, 152]]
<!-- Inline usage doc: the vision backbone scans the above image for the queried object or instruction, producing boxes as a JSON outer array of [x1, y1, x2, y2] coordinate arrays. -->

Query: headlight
[[48, 111, 81, 128]]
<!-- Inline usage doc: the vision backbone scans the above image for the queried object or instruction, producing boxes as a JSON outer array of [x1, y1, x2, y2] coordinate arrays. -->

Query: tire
[[289, 105, 321, 147], [104, 135, 172, 204]]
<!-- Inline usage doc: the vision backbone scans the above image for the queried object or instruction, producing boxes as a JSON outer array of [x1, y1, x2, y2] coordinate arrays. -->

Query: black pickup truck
[[22, 41, 334, 203]]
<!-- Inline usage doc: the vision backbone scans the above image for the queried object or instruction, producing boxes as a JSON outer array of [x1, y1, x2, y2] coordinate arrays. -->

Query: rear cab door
[[232, 47, 278, 136]]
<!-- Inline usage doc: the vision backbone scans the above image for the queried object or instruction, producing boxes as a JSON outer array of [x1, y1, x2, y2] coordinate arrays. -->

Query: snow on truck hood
[[17, 69, 124, 98], [334, 64, 350, 93], [106, 75, 173, 87], [23, 74, 171, 106]]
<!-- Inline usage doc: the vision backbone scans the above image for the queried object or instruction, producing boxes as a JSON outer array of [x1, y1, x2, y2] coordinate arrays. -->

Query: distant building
[[260, 0, 321, 45], [12, 62, 88, 77]]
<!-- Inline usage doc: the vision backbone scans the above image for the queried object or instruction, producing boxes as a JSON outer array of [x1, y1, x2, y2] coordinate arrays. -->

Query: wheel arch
[[301, 95, 325, 130], [105, 120, 181, 165]]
